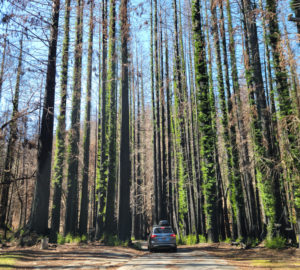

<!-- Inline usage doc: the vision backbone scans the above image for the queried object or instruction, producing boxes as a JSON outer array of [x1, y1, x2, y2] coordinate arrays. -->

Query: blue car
[[148, 225, 177, 252]]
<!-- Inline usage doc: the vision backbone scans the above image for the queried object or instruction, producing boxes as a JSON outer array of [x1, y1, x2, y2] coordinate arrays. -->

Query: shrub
[[81, 234, 87, 243], [122, 240, 130, 247], [177, 234, 199, 245], [73, 236, 82, 244], [133, 241, 142, 249], [177, 236, 186, 245], [63, 234, 87, 244], [265, 236, 286, 249], [65, 233, 73, 243], [198, 235, 206, 243], [186, 234, 197, 245], [247, 237, 259, 248], [224, 237, 231, 244], [57, 234, 65, 245], [104, 234, 120, 246]]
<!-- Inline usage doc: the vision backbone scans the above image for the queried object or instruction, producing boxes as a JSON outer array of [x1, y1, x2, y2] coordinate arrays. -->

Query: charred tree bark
[[28, 0, 60, 235]]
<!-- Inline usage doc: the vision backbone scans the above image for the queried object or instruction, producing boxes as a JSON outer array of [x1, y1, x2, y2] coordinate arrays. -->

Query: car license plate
[[159, 237, 169, 242]]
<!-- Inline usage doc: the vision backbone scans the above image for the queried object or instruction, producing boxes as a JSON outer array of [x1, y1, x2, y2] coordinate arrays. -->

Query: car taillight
[[170, 234, 176, 237], [151, 234, 157, 238]]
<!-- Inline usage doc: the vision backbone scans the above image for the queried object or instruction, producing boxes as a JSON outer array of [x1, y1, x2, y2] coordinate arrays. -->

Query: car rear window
[[154, 227, 173, 233]]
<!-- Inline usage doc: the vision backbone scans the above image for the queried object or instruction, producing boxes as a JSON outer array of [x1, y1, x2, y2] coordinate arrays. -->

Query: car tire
[[148, 246, 153, 252], [172, 247, 177, 252]]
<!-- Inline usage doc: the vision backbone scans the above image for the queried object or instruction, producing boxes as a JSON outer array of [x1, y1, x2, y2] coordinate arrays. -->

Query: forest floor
[[0, 241, 300, 269], [194, 242, 300, 269]]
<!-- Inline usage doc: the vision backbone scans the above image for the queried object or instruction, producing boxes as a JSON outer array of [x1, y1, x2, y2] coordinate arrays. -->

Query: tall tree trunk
[[188, 28, 203, 236], [140, 62, 147, 238], [131, 63, 136, 237], [159, 18, 167, 221], [28, 0, 60, 235], [192, 0, 218, 242], [104, 0, 118, 237], [282, 22, 300, 117], [64, 0, 84, 236], [96, 0, 108, 239], [134, 49, 143, 239], [218, 0, 236, 239], [150, 0, 158, 224], [154, 0, 162, 221], [225, 0, 247, 240], [240, 0, 262, 239], [178, 0, 196, 235], [50, 0, 71, 242], [79, 0, 94, 236], [266, 0, 300, 238], [165, 30, 173, 226], [173, 0, 189, 236], [210, 0, 230, 240], [243, 0, 285, 239], [118, 0, 131, 241]]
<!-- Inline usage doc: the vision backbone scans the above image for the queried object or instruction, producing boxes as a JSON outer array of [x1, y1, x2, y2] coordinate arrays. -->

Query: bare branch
[[0, 171, 36, 185], [1, 107, 39, 130]]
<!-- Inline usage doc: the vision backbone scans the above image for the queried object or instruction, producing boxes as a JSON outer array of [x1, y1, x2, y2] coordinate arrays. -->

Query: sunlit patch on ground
[[0, 253, 21, 269], [194, 243, 300, 269]]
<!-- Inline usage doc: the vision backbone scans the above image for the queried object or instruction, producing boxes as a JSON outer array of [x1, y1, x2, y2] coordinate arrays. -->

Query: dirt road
[[3, 242, 300, 269], [118, 248, 236, 270], [1, 243, 237, 269]]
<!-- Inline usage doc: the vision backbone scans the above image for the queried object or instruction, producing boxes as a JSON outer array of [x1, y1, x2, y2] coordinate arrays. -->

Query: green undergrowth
[[103, 234, 121, 246], [265, 236, 286, 249], [102, 234, 131, 247], [132, 241, 142, 250], [177, 234, 206, 245], [0, 228, 14, 243], [244, 237, 260, 248], [224, 237, 232, 244], [57, 233, 87, 245]]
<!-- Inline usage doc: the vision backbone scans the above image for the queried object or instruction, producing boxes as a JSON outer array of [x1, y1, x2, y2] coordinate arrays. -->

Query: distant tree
[[0, 36, 23, 229]]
